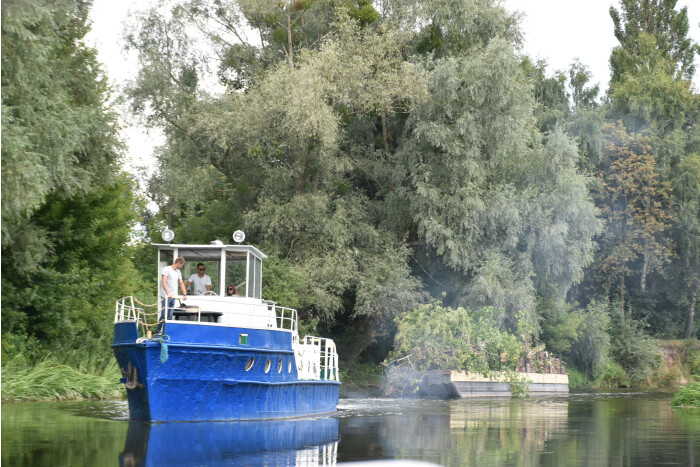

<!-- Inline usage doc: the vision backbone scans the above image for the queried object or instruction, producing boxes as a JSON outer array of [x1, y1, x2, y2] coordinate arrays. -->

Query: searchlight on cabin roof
[[233, 230, 245, 244], [162, 228, 175, 243]]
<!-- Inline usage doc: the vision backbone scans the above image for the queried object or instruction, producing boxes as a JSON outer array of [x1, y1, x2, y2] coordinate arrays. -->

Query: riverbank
[[2, 340, 697, 402], [652, 340, 700, 388], [1, 355, 124, 402]]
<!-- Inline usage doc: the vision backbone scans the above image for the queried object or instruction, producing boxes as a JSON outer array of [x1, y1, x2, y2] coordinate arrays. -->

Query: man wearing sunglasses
[[185, 263, 212, 295]]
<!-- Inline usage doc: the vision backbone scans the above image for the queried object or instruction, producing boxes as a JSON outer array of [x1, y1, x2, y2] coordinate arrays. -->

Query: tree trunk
[[640, 238, 649, 292], [683, 283, 697, 339], [381, 109, 390, 153], [620, 274, 625, 312], [295, 139, 314, 194], [286, 8, 294, 68]]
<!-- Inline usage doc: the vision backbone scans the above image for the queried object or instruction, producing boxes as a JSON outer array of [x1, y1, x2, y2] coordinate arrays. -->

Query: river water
[[2, 391, 698, 466]]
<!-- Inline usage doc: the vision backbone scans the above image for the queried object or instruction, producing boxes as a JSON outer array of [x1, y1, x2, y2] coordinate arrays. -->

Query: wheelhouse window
[[155, 244, 265, 298], [179, 248, 223, 294], [226, 251, 247, 297]]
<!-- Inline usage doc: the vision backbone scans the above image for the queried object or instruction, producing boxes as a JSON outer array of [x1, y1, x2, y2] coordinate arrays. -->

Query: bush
[[671, 382, 700, 408], [568, 299, 610, 378], [609, 305, 660, 384], [386, 301, 522, 374], [594, 358, 629, 388], [566, 367, 587, 389]]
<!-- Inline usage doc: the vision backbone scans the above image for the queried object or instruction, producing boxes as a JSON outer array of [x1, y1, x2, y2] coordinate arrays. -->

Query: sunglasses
[[198, 268, 205, 271]]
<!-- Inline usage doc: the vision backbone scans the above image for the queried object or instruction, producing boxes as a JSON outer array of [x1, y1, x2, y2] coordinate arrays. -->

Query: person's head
[[196, 263, 206, 276], [173, 257, 186, 269], [226, 284, 237, 296]]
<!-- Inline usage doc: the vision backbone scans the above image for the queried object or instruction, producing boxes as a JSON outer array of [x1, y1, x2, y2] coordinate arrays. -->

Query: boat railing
[[272, 304, 298, 333], [296, 336, 340, 382], [115, 296, 149, 337], [116, 296, 300, 334]]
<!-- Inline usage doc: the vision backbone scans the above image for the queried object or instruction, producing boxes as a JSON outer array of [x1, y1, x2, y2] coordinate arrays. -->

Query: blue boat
[[112, 237, 341, 421]]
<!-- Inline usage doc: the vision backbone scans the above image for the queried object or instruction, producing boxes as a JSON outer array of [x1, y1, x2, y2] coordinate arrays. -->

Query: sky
[[85, 0, 700, 175]]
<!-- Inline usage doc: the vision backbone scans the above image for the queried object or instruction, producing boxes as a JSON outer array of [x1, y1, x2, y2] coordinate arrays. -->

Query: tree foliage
[[2, 0, 122, 273], [609, 0, 699, 81], [1, 0, 148, 371], [388, 301, 522, 374]]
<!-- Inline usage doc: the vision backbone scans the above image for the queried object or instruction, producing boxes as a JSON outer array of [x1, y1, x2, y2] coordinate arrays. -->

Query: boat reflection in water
[[120, 416, 339, 467], [373, 399, 569, 464]]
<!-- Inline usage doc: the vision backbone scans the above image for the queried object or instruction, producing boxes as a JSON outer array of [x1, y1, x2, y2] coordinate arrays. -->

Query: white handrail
[[296, 336, 339, 382]]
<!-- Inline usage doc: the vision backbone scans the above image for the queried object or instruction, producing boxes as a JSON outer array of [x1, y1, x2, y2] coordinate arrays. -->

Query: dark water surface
[[2, 391, 699, 466]]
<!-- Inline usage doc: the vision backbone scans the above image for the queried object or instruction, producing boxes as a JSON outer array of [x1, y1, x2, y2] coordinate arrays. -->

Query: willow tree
[[2, 0, 122, 271], [383, 1, 600, 338], [125, 2, 427, 365], [125, 0, 603, 362]]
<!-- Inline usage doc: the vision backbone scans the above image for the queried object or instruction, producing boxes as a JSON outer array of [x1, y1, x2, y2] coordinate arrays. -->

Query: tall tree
[[605, 0, 699, 336], [609, 0, 699, 81], [2, 0, 121, 272], [593, 122, 674, 306], [1, 0, 146, 360]]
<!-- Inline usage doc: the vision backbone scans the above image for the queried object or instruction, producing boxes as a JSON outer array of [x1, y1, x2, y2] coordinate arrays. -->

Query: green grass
[[671, 382, 700, 408], [1, 354, 124, 402]]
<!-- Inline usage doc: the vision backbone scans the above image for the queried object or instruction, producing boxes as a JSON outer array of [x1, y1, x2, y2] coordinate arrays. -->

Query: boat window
[[277, 359, 283, 373], [288, 360, 292, 373], [176, 249, 224, 295], [250, 255, 262, 299], [158, 249, 174, 275], [245, 357, 255, 371], [225, 251, 247, 297], [264, 360, 271, 374], [239, 334, 248, 345]]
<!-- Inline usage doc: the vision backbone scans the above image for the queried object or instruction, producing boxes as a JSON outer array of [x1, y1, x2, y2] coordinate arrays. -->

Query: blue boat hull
[[112, 322, 340, 421]]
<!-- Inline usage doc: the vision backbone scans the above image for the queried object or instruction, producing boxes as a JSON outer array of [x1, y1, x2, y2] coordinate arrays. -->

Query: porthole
[[245, 357, 255, 371], [264, 359, 271, 373], [288, 360, 292, 373], [277, 359, 283, 373]]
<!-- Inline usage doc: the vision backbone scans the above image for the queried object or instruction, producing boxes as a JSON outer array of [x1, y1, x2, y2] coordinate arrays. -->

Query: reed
[[671, 382, 700, 408], [1, 354, 124, 402]]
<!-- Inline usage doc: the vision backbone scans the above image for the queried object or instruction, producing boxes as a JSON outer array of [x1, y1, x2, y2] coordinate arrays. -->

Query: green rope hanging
[[152, 334, 171, 363]]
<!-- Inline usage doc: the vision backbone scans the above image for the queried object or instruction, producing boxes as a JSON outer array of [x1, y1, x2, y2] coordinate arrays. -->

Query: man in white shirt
[[158, 257, 188, 332], [185, 263, 212, 295]]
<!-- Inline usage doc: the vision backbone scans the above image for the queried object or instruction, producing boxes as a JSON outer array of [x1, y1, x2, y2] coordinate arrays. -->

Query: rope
[[133, 297, 160, 308], [134, 334, 171, 363], [152, 334, 170, 363], [136, 318, 164, 328]]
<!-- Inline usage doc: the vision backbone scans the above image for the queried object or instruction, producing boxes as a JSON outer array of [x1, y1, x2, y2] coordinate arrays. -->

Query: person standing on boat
[[185, 263, 212, 295], [225, 285, 239, 297], [158, 257, 188, 332]]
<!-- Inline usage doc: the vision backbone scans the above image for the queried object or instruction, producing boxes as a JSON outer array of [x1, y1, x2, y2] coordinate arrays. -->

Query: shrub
[[566, 367, 587, 389], [671, 382, 700, 408], [387, 301, 522, 375], [609, 305, 660, 384], [568, 299, 610, 378], [594, 357, 629, 388]]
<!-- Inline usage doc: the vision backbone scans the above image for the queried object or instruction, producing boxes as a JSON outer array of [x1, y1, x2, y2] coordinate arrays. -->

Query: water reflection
[[340, 398, 570, 466], [2, 393, 698, 467], [337, 394, 699, 466], [119, 417, 339, 467]]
